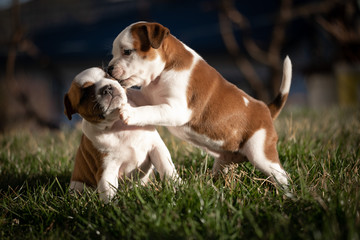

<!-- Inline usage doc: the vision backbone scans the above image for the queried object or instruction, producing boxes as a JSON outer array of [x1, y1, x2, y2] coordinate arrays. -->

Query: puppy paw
[[99, 190, 116, 204], [119, 103, 133, 124], [175, 176, 183, 185]]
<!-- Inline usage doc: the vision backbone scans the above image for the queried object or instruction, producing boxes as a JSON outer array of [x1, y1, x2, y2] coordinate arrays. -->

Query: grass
[[1, 107, 359, 239]]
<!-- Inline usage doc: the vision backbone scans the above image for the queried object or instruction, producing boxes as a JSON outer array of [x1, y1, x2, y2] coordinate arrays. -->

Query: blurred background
[[0, 0, 359, 131]]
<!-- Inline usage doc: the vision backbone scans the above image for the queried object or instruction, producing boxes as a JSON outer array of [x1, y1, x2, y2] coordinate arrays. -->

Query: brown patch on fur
[[131, 22, 169, 61], [64, 83, 83, 120], [186, 59, 280, 163], [71, 134, 107, 187], [128, 22, 285, 165], [63, 81, 104, 124], [130, 23, 193, 71], [187, 59, 247, 151], [268, 93, 289, 120], [161, 35, 194, 71]]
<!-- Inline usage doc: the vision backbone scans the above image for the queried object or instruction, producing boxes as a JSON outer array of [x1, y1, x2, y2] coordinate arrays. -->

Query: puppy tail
[[268, 56, 292, 120]]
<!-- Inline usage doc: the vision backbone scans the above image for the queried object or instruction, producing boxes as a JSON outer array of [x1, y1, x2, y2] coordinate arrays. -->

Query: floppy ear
[[64, 93, 76, 120], [146, 23, 170, 49], [134, 23, 170, 51]]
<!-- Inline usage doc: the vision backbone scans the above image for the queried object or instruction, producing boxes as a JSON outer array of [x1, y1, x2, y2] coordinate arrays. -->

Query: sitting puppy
[[107, 22, 292, 190], [64, 67, 179, 202]]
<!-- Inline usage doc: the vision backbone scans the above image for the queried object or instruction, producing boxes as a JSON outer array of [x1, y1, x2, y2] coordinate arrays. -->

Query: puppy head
[[108, 22, 169, 88], [64, 67, 127, 124]]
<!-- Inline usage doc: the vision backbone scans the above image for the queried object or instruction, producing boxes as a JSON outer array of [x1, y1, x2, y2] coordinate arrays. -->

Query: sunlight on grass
[[0, 107, 359, 239]]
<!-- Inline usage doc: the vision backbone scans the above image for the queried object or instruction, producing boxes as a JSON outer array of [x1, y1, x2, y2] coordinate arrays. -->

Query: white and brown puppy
[[108, 22, 292, 189], [64, 67, 179, 202]]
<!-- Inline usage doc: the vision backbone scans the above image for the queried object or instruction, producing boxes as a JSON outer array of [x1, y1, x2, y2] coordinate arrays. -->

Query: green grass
[[1, 107, 359, 239]]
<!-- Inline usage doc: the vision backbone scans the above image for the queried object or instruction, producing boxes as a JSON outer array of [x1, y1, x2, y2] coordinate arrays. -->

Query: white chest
[[83, 120, 155, 176]]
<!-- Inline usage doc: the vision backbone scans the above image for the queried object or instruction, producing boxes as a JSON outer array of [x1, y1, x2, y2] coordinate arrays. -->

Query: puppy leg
[[149, 134, 180, 182], [97, 161, 119, 203], [212, 152, 247, 178], [212, 155, 233, 178], [139, 166, 155, 185], [69, 181, 86, 193], [126, 88, 149, 106], [212, 157, 227, 176], [120, 103, 190, 127], [240, 128, 290, 187]]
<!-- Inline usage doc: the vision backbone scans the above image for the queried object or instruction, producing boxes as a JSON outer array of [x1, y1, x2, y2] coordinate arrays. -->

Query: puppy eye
[[123, 49, 133, 56]]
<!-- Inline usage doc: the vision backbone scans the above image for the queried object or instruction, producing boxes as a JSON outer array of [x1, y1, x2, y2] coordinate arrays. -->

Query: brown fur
[[71, 134, 106, 187], [268, 93, 289, 120], [131, 22, 170, 61], [128, 22, 283, 164], [64, 82, 105, 124], [64, 83, 83, 120], [64, 81, 107, 188], [162, 35, 194, 71], [130, 23, 194, 71], [186, 59, 278, 162], [114, 22, 291, 180]]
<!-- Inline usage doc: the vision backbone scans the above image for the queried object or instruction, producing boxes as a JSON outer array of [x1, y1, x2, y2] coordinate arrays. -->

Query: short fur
[[108, 22, 292, 190], [64, 67, 179, 202]]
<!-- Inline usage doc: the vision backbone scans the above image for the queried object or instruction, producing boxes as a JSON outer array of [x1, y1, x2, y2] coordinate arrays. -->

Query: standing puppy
[[64, 67, 179, 202], [108, 22, 292, 189]]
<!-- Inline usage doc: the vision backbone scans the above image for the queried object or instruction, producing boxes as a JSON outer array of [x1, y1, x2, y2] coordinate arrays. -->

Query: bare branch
[[316, 16, 360, 44], [268, 0, 292, 66], [220, 0, 269, 65], [292, 0, 343, 19], [218, 12, 270, 101]]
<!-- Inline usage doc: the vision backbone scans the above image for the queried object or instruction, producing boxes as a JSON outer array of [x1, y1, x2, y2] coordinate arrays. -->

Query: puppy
[[64, 67, 179, 202], [108, 22, 292, 190]]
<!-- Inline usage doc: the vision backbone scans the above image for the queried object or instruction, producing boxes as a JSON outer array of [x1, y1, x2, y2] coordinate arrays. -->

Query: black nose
[[107, 65, 114, 75], [101, 85, 113, 96]]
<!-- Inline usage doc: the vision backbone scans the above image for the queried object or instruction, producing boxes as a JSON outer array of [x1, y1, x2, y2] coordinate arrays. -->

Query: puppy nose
[[101, 85, 113, 96]]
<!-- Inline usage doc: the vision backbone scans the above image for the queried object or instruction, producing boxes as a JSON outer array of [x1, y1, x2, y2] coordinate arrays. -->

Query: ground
[[0, 107, 359, 239]]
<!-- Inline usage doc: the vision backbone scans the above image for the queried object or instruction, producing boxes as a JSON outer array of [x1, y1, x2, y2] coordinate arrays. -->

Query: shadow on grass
[[0, 171, 72, 193]]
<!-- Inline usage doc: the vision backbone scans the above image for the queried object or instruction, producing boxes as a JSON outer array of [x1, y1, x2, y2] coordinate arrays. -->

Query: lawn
[[1, 107, 359, 239]]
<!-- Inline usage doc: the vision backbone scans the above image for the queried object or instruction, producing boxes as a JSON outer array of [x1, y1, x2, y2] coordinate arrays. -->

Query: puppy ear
[[146, 23, 170, 49], [134, 23, 169, 51], [64, 93, 75, 120]]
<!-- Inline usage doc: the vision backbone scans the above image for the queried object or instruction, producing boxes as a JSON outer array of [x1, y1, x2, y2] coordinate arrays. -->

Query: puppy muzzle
[[106, 64, 126, 84]]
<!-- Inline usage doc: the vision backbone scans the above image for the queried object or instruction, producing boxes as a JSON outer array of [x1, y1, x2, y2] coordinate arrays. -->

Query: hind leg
[[212, 156, 229, 177], [212, 151, 247, 178], [240, 128, 289, 186]]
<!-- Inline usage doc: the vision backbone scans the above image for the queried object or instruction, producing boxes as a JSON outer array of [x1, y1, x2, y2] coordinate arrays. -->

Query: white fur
[[110, 26, 203, 127], [69, 68, 179, 203], [240, 129, 288, 185], [74, 67, 105, 86], [167, 125, 224, 158], [86, 122, 178, 202], [243, 96, 249, 106], [120, 67, 196, 126], [109, 23, 166, 88], [280, 56, 292, 95], [117, 48, 203, 126], [110, 24, 240, 153], [109, 22, 291, 190]]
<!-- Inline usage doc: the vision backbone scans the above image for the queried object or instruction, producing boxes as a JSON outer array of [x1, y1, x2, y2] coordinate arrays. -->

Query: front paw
[[119, 103, 133, 124], [99, 188, 116, 204]]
